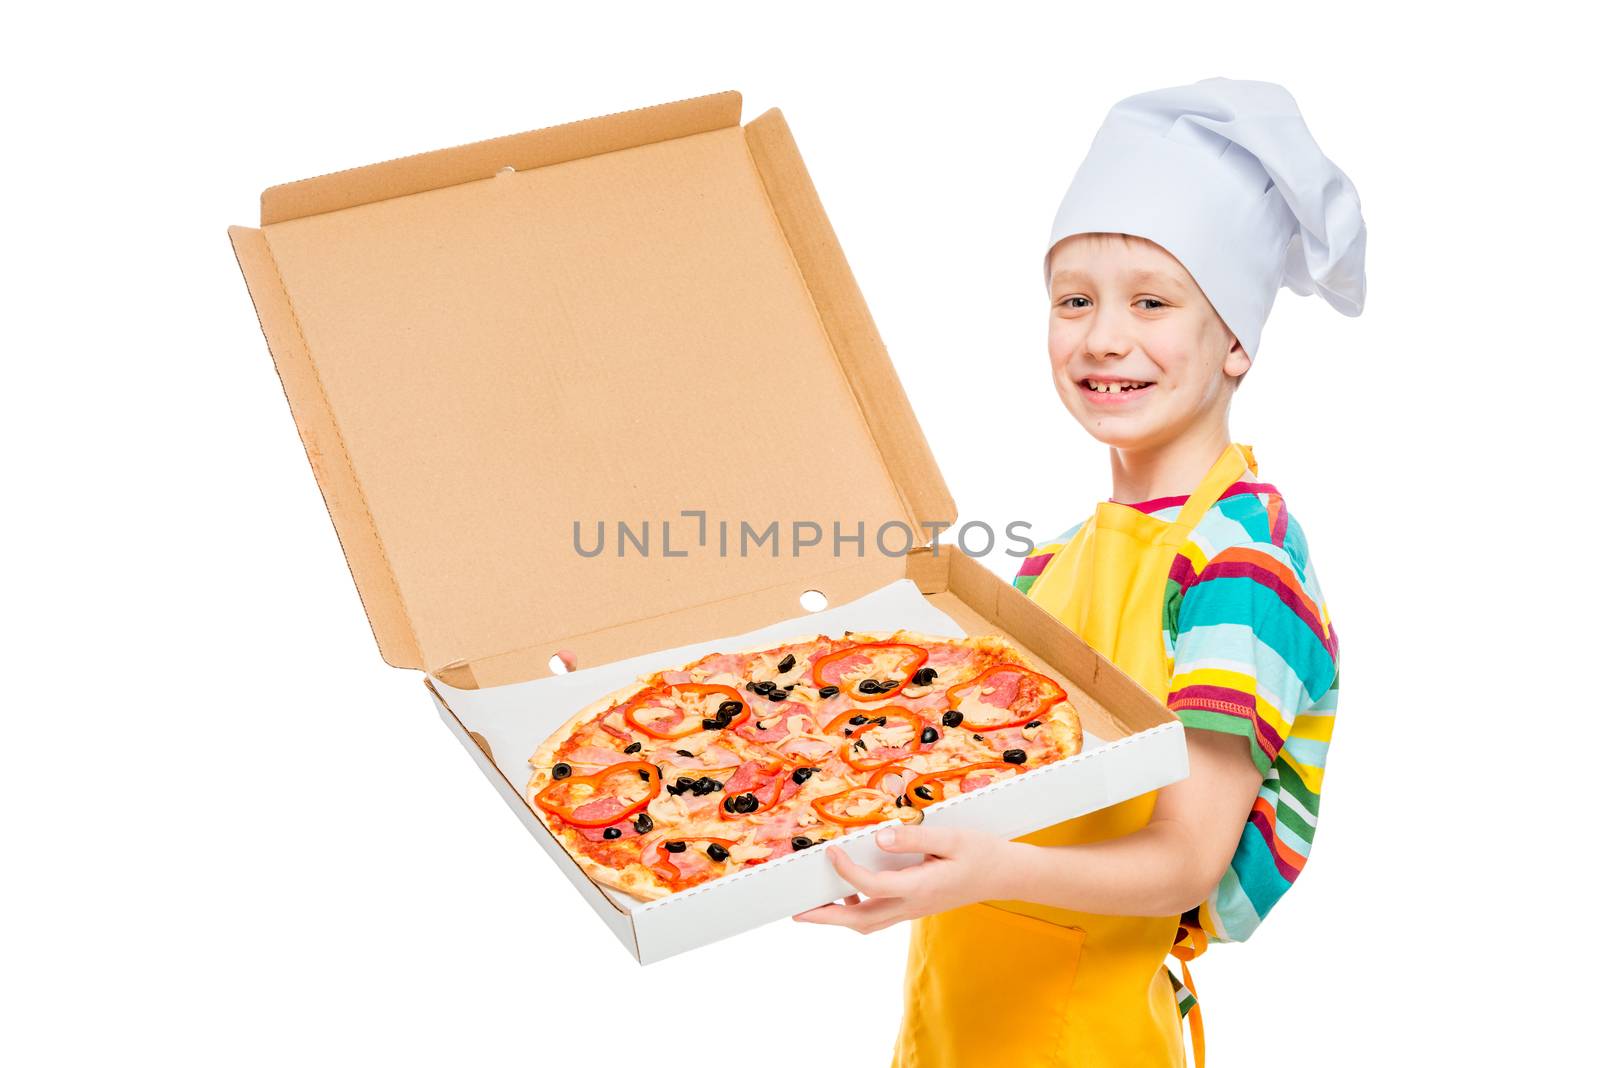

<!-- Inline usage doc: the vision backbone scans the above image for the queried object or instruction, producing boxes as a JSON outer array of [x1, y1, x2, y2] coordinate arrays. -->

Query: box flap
[[230, 91, 955, 675]]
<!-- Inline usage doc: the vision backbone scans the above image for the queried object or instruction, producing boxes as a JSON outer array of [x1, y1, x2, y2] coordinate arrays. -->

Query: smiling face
[[1046, 232, 1251, 452]]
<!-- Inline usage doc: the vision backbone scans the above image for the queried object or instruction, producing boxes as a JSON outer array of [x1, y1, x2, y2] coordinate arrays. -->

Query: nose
[[1083, 307, 1131, 362]]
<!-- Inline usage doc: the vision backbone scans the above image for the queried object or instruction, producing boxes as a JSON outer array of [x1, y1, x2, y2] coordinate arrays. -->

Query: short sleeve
[[1165, 542, 1338, 776], [1011, 523, 1082, 597]]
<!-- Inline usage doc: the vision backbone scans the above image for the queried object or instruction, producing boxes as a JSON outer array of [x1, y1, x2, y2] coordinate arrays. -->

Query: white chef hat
[[1045, 77, 1366, 361]]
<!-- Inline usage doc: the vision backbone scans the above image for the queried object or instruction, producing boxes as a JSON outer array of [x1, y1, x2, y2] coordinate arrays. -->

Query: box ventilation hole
[[799, 589, 828, 612], [548, 651, 575, 674], [496, 165, 515, 177]]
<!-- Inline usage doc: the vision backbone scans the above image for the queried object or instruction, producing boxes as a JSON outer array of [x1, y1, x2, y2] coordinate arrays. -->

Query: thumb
[[875, 821, 962, 856]]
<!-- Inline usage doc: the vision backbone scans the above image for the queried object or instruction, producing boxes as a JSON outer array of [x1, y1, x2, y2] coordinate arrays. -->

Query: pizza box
[[226, 89, 1188, 964]]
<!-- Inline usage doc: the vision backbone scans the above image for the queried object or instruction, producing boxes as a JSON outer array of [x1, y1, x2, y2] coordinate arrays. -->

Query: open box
[[227, 90, 1188, 963]]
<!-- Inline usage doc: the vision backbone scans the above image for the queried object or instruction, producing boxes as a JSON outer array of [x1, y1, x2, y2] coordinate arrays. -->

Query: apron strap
[[1168, 960, 1206, 1068], [1156, 442, 1258, 548], [1171, 920, 1203, 1061], [1170, 920, 1209, 1067]]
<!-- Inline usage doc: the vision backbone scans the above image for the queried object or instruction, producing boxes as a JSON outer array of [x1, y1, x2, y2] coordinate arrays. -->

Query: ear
[[1223, 335, 1253, 382]]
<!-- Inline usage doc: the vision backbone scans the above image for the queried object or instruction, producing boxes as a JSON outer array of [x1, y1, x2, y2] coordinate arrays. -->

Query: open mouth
[[1078, 378, 1153, 394]]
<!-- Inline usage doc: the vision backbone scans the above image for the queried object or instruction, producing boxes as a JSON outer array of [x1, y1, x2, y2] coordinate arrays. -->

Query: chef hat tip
[[1047, 76, 1368, 359]]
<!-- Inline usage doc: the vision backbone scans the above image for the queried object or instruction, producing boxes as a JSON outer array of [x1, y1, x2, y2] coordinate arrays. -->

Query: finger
[[790, 893, 858, 922], [828, 844, 919, 898], [792, 895, 907, 931]]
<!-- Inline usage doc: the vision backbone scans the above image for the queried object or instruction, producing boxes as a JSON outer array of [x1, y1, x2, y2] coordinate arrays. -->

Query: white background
[[5, 2, 1594, 1064]]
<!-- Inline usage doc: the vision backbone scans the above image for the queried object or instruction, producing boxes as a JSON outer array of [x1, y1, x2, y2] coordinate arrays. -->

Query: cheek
[[1046, 319, 1076, 373]]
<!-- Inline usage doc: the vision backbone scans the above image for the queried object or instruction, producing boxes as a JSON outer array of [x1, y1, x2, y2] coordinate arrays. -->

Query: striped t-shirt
[[1013, 479, 1339, 943]]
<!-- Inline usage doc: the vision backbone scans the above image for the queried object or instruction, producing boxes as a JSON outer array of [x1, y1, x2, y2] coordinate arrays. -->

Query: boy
[[794, 78, 1361, 1067]]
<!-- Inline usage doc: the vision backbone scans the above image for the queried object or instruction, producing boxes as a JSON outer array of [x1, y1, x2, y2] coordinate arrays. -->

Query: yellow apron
[[891, 442, 1256, 1068]]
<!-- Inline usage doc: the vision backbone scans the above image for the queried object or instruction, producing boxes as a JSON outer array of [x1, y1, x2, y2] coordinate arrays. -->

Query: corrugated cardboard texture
[[230, 92, 955, 676]]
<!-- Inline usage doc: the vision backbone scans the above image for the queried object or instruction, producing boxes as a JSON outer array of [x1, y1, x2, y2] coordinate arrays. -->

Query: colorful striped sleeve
[[1165, 541, 1338, 776], [1167, 535, 1340, 943], [1011, 522, 1082, 597]]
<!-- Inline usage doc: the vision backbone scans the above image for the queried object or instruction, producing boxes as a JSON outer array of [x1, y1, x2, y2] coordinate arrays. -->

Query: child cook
[[794, 77, 1362, 1066]]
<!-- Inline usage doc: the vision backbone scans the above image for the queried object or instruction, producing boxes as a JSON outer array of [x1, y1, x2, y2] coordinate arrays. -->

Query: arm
[[998, 727, 1260, 915], [792, 727, 1261, 932]]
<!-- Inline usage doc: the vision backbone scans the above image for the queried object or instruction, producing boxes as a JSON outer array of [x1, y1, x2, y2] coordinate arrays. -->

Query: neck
[[1109, 420, 1232, 504]]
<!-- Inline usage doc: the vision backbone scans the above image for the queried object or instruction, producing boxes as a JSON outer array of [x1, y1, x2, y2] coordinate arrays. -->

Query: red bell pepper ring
[[533, 760, 661, 827], [811, 785, 901, 827], [717, 758, 791, 821], [811, 641, 929, 700], [644, 834, 740, 884], [943, 666, 1067, 731], [866, 762, 915, 792], [904, 761, 1015, 810], [622, 683, 748, 740], [824, 707, 928, 771]]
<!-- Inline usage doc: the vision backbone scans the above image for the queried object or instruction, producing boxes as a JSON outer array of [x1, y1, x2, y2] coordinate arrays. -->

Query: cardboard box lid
[[230, 91, 955, 676]]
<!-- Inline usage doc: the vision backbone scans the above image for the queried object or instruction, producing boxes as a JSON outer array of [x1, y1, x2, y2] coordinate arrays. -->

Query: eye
[[1056, 296, 1091, 310], [1135, 298, 1167, 311]]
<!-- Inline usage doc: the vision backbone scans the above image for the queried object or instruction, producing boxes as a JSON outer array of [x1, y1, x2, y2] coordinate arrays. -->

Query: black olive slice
[[791, 836, 814, 850], [706, 843, 730, 862], [941, 710, 963, 727], [913, 785, 934, 801], [911, 667, 937, 686], [633, 814, 653, 833], [819, 685, 839, 699], [777, 653, 796, 673], [664, 840, 687, 854], [623, 741, 642, 754], [920, 726, 938, 744], [849, 714, 869, 726], [1003, 749, 1027, 764], [602, 827, 622, 839], [552, 762, 572, 779]]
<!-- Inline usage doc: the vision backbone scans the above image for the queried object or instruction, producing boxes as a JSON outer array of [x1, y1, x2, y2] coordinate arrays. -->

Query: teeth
[[1084, 380, 1149, 393]]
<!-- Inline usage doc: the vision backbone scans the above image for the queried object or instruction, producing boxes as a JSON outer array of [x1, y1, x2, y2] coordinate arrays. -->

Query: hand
[[790, 824, 1011, 934]]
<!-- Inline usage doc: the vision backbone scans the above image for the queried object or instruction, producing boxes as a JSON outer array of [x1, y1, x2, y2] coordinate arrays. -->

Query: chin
[[1079, 422, 1161, 450], [1062, 403, 1163, 450]]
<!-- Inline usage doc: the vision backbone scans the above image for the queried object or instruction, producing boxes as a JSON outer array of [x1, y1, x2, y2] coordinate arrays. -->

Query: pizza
[[525, 629, 1082, 901]]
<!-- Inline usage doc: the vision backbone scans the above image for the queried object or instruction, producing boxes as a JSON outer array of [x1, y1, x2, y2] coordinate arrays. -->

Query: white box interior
[[429, 579, 1184, 963]]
